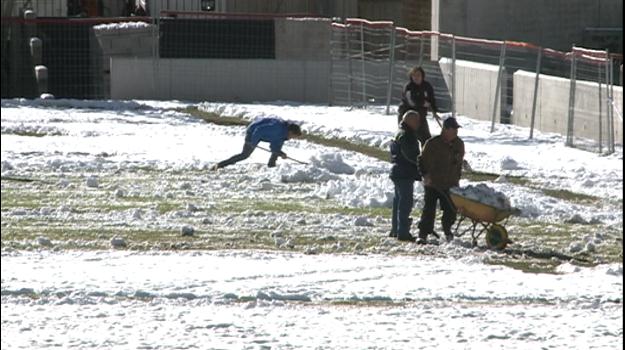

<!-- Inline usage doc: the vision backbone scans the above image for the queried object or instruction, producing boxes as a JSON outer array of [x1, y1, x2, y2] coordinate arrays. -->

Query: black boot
[[397, 233, 416, 242], [444, 228, 454, 243], [416, 232, 428, 245]]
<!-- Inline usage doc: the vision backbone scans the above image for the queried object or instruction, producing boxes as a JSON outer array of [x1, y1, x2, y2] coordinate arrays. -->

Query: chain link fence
[[329, 18, 623, 154], [1, 6, 622, 153]]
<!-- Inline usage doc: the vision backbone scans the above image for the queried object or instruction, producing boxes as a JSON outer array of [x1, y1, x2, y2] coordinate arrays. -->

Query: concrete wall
[[94, 25, 156, 99], [433, 0, 623, 52], [439, 58, 503, 122], [102, 17, 332, 103], [359, 0, 430, 30], [512, 70, 623, 145], [275, 18, 331, 61], [218, 0, 358, 17], [111, 58, 330, 103]]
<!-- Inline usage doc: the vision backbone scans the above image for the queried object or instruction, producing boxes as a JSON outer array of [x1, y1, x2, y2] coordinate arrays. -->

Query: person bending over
[[212, 118, 302, 170]]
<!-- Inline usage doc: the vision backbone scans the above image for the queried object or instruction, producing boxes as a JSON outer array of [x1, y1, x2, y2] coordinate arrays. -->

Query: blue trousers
[[391, 178, 415, 238]]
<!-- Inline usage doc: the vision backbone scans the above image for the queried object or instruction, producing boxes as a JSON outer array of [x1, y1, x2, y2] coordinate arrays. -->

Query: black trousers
[[418, 186, 456, 239], [217, 134, 255, 168]]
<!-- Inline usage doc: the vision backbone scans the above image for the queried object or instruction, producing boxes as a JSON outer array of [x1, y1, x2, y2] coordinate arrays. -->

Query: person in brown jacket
[[417, 117, 464, 244]]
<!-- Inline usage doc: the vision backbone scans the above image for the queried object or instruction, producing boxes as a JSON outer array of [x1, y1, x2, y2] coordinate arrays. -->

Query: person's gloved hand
[[423, 175, 432, 186]]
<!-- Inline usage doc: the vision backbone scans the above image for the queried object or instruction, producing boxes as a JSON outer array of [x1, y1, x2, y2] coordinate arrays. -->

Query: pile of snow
[[36, 236, 52, 247], [451, 184, 512, 210], [85, 175, 99, 188], [110, 236, 126, 248], [316, 177, 395, 208], [1, 160, 13, 172], [93, 21, 152, 31], [500, 156, 522, 171], [180, 225, 195, 237], [310, 152, 355, 175], [277, 165, 339, 183], [354, 216, 374, 227]]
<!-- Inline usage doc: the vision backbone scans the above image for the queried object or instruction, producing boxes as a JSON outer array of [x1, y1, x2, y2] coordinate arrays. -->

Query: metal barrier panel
[[1, 12, 621, 152]]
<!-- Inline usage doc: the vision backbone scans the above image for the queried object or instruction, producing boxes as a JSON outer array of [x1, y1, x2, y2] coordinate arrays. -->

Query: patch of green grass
[[156, 202, 180, 214], [486, 259, 562, 274], [179, 107, 248, 127], [2, 130, 63, 137], [217, 198, 392, 218], [540, 188, 597, 203], [1, 190, 49, 209]]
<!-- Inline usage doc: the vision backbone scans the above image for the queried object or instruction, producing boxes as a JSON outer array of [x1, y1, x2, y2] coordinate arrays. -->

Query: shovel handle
[[257, 146, 309, 165]]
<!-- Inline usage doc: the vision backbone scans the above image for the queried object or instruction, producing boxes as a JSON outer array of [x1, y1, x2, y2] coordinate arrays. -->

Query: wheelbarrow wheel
[[485, 224, 510, 250]]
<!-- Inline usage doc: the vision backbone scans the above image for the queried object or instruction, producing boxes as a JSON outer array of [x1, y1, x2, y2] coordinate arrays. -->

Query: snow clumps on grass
[[181, 225, 195, 237], [110, 236, 127, 248], [85, 175, 99, 188]]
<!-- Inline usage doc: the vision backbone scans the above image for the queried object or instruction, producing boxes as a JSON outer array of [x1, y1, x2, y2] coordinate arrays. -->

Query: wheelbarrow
[[449, 192, 518, 249]]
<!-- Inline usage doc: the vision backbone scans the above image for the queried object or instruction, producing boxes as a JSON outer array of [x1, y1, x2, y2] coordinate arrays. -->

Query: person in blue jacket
[[212, 118, 302, 169]]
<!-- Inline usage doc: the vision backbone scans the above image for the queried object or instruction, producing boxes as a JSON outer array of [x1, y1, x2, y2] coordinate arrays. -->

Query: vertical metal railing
[[529, 47, 542, 139], [566, 48, 577, 147], [385, 26, 396, 115], [491, 41, 506, 133]]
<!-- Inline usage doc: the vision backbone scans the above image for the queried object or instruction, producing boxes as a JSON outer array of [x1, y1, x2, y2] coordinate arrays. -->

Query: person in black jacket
[[389, 111, 422, 242], [397, 66, 441, 145]]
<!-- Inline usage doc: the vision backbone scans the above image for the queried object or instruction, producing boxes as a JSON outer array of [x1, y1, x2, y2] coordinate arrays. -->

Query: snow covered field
[[2, 250, 622, 349], [1, 99, 623, 349]]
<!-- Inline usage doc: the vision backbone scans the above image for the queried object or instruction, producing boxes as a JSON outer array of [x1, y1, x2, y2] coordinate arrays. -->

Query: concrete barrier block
[[439, 58, 500, 121], [275, 18, 332, 61], [111, 57, 330, 103], [513, 70, 623, 145], [94, 25, 155, 57]]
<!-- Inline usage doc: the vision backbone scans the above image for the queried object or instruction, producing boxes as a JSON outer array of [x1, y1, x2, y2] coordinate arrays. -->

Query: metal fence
[[1, 9, 623, 153], [330, 18, 623, 154]]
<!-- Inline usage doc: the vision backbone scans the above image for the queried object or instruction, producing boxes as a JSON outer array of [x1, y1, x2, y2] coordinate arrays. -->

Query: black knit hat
[[443, 117, 461, 129]]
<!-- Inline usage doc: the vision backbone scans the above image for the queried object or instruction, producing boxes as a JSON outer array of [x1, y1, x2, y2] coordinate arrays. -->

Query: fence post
[[598, 54, 604, 153], [385, 26, 396, 115], [566, 48, 577, 147], [346, 24, 353, 106], [529, 47, 542, 139], [451, 35, 456, 119], [491, 41, 506, 133], [418, 35, 425, 67], [360, 22, 366, 106], [609, 53, 615, 153], [604, 51, 610, 153]]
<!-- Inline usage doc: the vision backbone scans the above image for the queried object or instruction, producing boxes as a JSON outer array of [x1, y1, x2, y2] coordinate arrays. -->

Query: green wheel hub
[[485, 224, 509, 250]]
